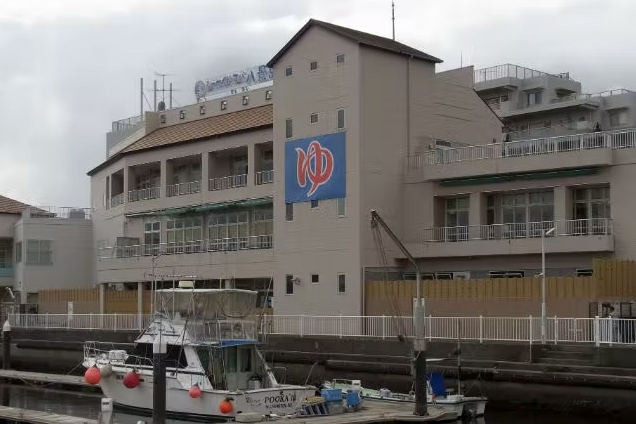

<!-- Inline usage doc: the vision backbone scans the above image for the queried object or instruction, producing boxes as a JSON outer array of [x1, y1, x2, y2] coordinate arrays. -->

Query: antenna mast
[[149, 72, 180, 111], [392, 1, 396, 40]]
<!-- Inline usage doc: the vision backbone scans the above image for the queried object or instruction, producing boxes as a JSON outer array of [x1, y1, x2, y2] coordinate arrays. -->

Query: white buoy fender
[[100, 364, 113, 378]]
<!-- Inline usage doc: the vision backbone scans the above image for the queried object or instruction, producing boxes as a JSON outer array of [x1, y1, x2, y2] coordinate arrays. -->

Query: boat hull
[[99, 374, 316, 420], [361, 395, 487, 417]]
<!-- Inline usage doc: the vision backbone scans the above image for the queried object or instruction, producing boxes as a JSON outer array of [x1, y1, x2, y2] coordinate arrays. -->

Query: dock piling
[[3, 320, 11, 370], [152, 336, 167, 424]]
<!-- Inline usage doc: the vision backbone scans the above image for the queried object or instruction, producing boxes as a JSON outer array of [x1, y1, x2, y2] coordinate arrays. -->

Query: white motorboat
[[82, 282, 316, 421], [326, 373, 487, 418]]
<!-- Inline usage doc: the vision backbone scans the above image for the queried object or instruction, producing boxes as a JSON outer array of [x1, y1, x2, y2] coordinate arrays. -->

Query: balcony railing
[[112, 114, 143, 133], [424, 219, 612, 243], [110, 193, 124, 208], [255, 170, 274, 185], [409, 129, 636, 168], [100, 235, 274, 259], [551, 89, 634, 104], [209, 174, 248, 191], [166, 181, 201, 197], [27, 206, 92, 220], [474, 64, 571, 84], [128, 187, 160, 202]]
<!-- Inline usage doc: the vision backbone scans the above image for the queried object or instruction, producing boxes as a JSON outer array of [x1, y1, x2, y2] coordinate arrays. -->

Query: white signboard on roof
[[194, 65, 274, 101]]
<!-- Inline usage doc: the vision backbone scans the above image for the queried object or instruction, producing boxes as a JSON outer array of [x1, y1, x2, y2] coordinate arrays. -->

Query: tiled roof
[[0, 194, 31, 215], [122, 104, 273, 153], [267, 19, 442, 68]]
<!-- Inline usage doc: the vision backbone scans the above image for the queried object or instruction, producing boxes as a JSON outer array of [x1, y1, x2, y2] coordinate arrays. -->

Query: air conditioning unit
[[452, 271, 471, 280]]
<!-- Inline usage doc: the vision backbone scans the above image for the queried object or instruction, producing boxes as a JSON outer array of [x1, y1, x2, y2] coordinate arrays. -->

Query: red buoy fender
[[123, 371, 140, 389], [84, 366, 101, 385]]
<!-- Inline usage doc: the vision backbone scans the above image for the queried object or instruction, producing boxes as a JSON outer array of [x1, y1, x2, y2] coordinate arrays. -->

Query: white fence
[[6, 314, 636, 346]]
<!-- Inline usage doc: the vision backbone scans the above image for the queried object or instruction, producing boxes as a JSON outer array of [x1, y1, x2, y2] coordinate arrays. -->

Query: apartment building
[[401, 64, 636, 282], [0, 195, 93, 307], [89, 19, 502, 315], [474, 63, 636, 140]]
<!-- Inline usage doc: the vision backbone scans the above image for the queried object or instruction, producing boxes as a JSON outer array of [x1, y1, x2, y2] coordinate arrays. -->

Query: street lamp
[[541, 226, 556, 343]]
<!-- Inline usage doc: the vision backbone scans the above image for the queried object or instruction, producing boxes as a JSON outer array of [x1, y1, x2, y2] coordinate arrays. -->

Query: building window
[[501, 190, 554, 238], [199, 105, 206, 115], [488, 270, 524, 278], [310, 61, 318, 71], [285, 118, 293, 138], [310, 200, 319, 208], [265, 90, 273, 100], [526, 91, 542, 106], [167, 217, 203, 252], [311, 274, 319, 284], [338, 274, 346, 293], [14, 241, 22, 263], [573, 187, 611, 234], [160, 114, 166, 124], [208, 212, 248, 241], [242, 95, 249, 106], [310, 113, 318, 124], [285, 66, 293, 77], [285, 203, 294, 221], [576, 269, 593, 277], [337, 198, 346, 217], [285, 275, 294, 295], [337, 109, 345, 130], [179, 110, 186, 120], [445, 197, 469, 241], [221, 100, 228, 111], [252, 207, 274, 236], [609, 110, 628, 127], [336, 54, 345, 63], [144, 221, 161, 247], [26, 240, 52, 265]]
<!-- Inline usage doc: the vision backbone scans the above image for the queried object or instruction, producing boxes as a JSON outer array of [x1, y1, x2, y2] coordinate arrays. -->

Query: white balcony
[[255, 170, 274, 185], [110, 193, 124, 208], [166, 181, 202, 197], [128, 187, 160, 202], [408, 219, 613, 258], [407, 129, 636, 182], [209, 174, 248, 191], [102, 235, 274, 259]]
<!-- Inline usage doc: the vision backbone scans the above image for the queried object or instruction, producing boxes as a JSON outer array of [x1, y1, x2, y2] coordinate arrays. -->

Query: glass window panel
[[193, 228, 202, 240], [456, 197, 469, 209], [167, 221, 174, 230], [152, 222, 160, 231], [446, 198, 456, 209], [167, 232, 175, 243]]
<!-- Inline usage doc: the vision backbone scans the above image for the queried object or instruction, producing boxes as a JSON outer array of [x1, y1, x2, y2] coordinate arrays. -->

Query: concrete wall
[[0, 214, 19, 239], [14, 217, 93, 303]]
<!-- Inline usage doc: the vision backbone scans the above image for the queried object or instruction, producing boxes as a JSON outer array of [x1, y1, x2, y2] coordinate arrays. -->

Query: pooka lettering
[[295, 140, 334, 197]]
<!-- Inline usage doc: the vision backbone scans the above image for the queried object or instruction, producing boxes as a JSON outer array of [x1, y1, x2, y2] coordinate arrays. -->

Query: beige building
[[89, 19, 503, 315], [0, 195, 93, 307]]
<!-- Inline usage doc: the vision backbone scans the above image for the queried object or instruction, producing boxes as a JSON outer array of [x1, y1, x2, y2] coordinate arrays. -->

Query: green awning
[[125, 196, 273, 218], [439, 168, 600, 187]]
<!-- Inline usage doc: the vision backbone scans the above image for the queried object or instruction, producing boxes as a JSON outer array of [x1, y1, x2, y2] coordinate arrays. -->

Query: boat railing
[[186, 319, 259, 343], [83, 341, 153, 367]]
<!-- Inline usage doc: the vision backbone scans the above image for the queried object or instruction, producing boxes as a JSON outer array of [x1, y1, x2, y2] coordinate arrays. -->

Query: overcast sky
[[0, 0, 634, 207]]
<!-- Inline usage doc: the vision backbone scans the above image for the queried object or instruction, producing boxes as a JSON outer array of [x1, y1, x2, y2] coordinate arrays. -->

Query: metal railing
[[255, 170, 274, 185], [209, 174, 248, 191], [128, 187, 160, 202], [8, 313, 636, 346], [112, 115, 143, 133], [409, 129, 636, 168], [110, 193, 124, 208], [424, 219, 612, 243], [552, 89, 634, 104], [474, 64, 571, 84], [99, 234, 274, 259], [166, 181, 201, 197], [26, 206, 92, 220]]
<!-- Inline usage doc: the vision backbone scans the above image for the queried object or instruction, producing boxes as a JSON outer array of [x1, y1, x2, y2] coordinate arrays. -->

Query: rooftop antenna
[[148, 72, 180, 111], [391, 1, 396, 40]]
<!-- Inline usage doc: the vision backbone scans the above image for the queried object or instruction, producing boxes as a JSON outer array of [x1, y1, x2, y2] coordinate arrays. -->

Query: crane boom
[[369, 209, 428, 416]]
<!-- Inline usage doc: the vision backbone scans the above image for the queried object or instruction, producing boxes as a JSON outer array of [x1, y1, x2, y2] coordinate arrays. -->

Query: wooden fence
[[38, 288, 151, 314]]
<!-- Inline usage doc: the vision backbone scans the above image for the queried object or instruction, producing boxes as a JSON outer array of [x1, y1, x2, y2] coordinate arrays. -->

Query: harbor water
[[0, 383, 627, 424]]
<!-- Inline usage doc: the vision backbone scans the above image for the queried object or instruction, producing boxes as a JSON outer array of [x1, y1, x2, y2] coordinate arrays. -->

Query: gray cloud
[[0, 0, 634, 206]]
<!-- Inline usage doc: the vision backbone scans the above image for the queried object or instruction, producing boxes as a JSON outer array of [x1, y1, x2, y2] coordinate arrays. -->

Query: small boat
[[326, 373, 487, 418], [82, 282, 317, 421]]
